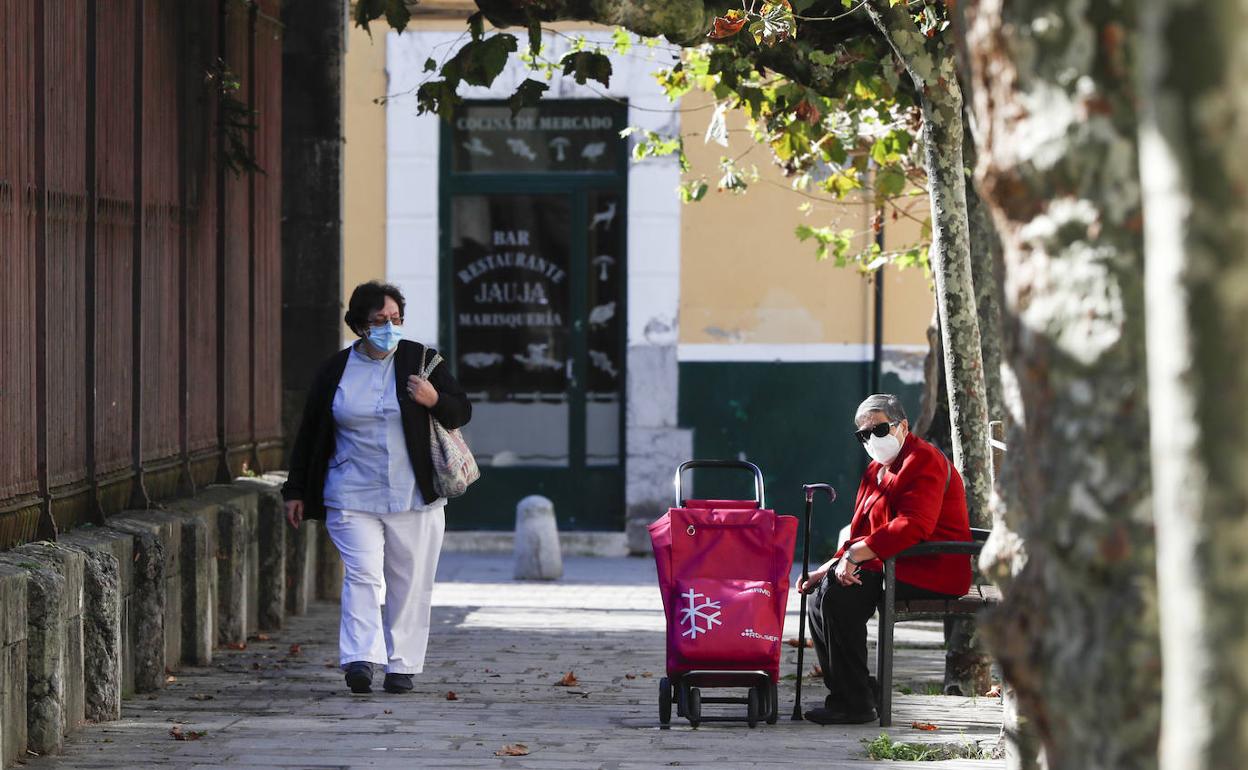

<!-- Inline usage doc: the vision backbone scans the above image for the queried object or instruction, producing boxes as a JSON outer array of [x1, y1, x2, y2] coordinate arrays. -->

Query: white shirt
[[322, 343, 444, 514]]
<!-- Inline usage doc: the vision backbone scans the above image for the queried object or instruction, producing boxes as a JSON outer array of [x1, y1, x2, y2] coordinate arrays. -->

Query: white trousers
[[325, 506, 445, 673]]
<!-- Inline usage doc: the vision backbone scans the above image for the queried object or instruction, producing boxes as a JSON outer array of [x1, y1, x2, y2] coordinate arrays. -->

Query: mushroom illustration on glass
[[548, 137, 571, 162], [592, 255, 615, 282], [589, 201, 616, 231], [506, 138, 538, 162]]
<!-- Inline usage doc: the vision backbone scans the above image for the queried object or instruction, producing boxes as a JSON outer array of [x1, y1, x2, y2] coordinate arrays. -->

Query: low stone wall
[[0, 478, 341, 768]]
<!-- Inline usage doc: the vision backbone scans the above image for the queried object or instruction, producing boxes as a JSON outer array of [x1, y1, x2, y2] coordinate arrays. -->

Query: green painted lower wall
[[677, 360, 923, 560]]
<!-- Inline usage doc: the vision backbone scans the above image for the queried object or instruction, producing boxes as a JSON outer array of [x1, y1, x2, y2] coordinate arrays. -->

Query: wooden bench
[[876, 527, 1001, 726]]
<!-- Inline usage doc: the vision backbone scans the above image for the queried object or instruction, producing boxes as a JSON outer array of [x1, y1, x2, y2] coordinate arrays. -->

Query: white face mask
[[864, 432, 902, 465]]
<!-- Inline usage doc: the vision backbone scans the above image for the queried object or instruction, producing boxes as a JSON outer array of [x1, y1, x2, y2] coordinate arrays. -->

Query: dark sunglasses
[[853, 421, 899, 444]]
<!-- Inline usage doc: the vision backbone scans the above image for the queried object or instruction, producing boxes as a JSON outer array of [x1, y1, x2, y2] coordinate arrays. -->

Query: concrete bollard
[[513, 495, 562, 581], [0, 564, 28, 767], [286, 519, 318, 616], [0, 551, 68, 756], [58, 528, 135, 701], [15, 544, 87, 738], [234, 478, 288, 631], [317, 526, 344, 602], [192, 486, 259, 645]]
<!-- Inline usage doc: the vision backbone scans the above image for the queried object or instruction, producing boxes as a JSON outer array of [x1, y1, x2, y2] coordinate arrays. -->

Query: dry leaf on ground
[[495, 744, 530, 756], [986, 684, 1002, 697], [383, 709, 392, 714], [288, 643, 302, 656], [166, 675, 177, 683], [785, 638, 814, 648], [169, 726, 206, 741], [253, 633, 271, 641], [446, 691, 459, 701], [554, 671, 579, 687], [224, 642, 246, 651], [188, 694, 214, 701], [807, 665, 823, 678], [640, 672, 654, 678], [911, 721, 940, 731], [624, 673, 636, 680]]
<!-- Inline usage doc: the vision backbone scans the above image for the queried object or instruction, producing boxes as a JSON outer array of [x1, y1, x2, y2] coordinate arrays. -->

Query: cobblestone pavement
[[23, 554, 1003, 769]]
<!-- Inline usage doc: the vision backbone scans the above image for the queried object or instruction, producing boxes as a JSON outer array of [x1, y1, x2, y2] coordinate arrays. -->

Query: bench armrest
[[891, 540, 985, 559]]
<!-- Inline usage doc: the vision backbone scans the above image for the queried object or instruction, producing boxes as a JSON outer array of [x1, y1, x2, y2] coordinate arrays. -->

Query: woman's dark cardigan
[[281, 340, 472, 520]]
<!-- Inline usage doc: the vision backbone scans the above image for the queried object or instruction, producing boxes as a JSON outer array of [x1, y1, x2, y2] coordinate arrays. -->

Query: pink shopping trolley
[[648, 460, 798, 727]]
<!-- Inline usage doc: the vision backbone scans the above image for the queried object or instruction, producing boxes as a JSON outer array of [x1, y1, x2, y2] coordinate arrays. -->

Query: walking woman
[[282, 281, 472, 694]]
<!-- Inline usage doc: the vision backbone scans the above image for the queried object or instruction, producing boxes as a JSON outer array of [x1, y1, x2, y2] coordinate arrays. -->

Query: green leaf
[[679, 179, 709, 203], [449, 34, 519, 88], [384, 0, 411, 32], [468, 11, 485, 41], [612, 28, 633, 54], [527, 17, 542, 58], [560, 50, 613, 88], [424, 58, 438, 73], [416, 79, 459, 121], [876, 166, 906, 198], [507, 78, 549, 116], [354, 0, 385, 32]]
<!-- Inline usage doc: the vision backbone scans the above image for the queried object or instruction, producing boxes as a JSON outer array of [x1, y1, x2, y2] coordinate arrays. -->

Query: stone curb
[[0, 477, 329, 768]]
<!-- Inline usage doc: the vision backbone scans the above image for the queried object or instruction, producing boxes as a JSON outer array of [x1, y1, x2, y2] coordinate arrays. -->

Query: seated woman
[[796, 393, 972, 725]]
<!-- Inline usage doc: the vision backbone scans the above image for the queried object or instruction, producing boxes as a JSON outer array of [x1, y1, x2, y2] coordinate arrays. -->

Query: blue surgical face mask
[[365, 321, 402, 352]]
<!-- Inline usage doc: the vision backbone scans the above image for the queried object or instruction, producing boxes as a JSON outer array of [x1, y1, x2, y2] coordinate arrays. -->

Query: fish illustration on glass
[[462, 137, 493, 157], [461, 352, 504, 369], [506, 138, 538, 162], [588, 350, 618, 378]]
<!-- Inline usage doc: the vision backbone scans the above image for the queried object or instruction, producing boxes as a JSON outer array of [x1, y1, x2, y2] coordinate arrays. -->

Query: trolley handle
[[674, 459, 766, 509]]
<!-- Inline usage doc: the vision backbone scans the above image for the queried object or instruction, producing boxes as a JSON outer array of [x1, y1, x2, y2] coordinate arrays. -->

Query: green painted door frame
[[438, 100, 629, 531]]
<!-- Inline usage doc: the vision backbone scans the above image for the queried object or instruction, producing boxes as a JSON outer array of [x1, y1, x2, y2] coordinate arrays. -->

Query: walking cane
[[793, 483, 836, 721]]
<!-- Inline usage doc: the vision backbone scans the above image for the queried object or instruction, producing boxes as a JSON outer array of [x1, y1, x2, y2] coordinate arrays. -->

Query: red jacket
[[836, 434, 973, 597]]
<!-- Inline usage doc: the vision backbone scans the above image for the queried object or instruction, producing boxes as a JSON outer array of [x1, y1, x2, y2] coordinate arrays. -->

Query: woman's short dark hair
[[344, 281, 406, 336]]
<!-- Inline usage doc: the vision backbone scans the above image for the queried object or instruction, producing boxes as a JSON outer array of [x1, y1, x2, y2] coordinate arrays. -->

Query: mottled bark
[[1139, 3, 1248, 769], [961, 1, 1159, 768], [963, 126, 1006, 423], [864, 0, 992, 529]]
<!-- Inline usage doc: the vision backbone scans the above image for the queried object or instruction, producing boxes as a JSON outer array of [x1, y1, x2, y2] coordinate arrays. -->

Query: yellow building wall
[[678, 92, 934, 347], [342, 19, 390, 343]]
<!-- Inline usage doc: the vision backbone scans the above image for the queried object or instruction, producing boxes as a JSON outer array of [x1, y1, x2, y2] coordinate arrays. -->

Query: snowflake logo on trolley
[[679, 588, 722, 639]]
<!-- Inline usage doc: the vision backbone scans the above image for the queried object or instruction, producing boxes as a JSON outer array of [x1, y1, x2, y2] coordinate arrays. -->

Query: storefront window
[[450, 102, 623, 174]]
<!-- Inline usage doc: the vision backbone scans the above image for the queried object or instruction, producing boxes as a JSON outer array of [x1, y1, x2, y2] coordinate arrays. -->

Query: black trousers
[[807, 570, 955, 712]]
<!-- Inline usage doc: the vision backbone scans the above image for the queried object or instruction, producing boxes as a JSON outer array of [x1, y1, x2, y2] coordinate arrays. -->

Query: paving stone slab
[[21, 554, 1003, 770]]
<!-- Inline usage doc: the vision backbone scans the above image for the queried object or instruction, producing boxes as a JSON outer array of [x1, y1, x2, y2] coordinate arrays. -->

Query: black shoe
[[344, 661, 374, 694], [803, 706, 879, 725], [383, 673, 414, 694]]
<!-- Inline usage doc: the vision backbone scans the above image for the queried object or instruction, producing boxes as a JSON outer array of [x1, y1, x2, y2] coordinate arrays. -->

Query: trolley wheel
[[659, 678, 671, 726], [747, 687, 760, 728], [687, 687, 702, 728], [766, 680, 779, 725]]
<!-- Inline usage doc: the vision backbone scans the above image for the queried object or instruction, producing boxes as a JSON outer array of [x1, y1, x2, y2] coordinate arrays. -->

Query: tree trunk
[[963, 123, 1006, 423], [960, 2, 1160, 768], [1139, 3, 1248, 769], [864, 1, 992, 529]]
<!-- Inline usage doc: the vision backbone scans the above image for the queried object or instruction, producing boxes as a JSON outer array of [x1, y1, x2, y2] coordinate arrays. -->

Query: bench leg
[[878, 570, 896, 727]]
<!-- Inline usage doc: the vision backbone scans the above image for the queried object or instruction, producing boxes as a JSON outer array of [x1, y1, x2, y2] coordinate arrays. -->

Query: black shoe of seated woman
[[344, 661, 374, 694], [803, 706, 879, 725], [383, 673, 414, 694]]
